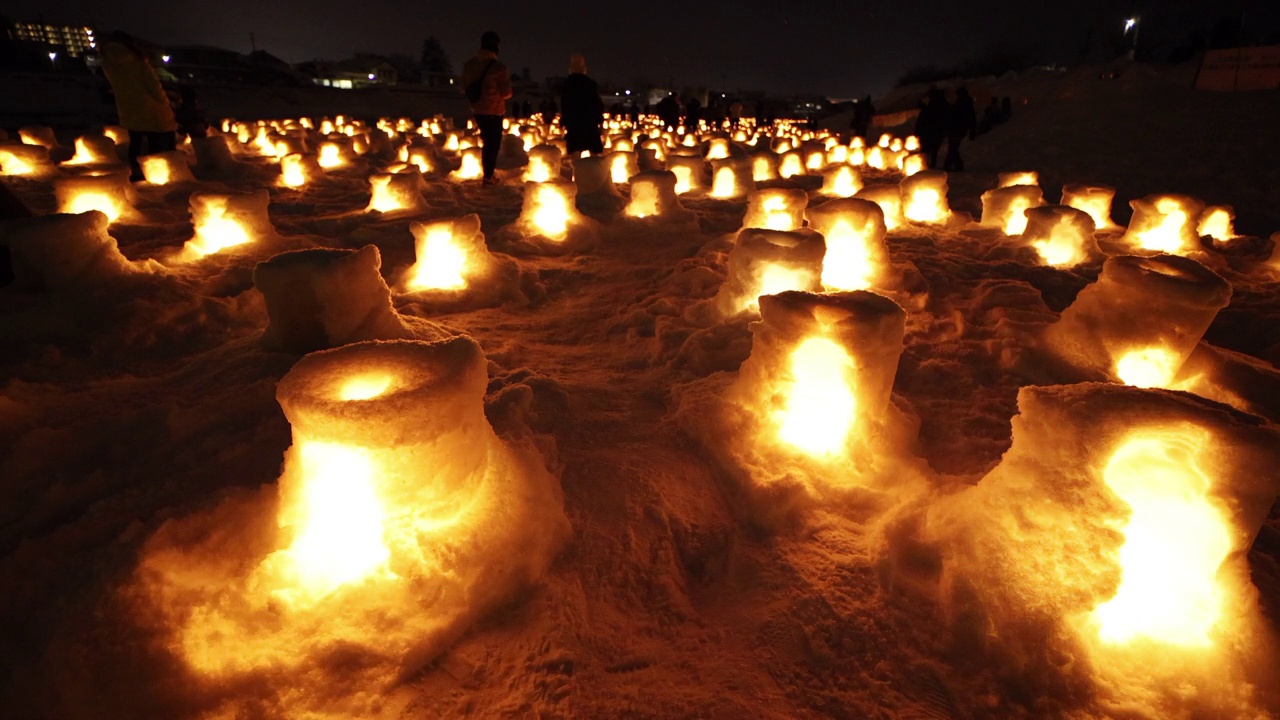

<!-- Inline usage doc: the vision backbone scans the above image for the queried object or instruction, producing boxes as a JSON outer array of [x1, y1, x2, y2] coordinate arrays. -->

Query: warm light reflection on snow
[[904, 187, 946, 224], [1197, 208, 1235, 243], [1115, 347, 1180, 388], [337, 373, 394, 401], [820, 220, 876, 291], [761, 196, 796, 231], [1133, 199, 1191, 253], [408, 225, 469, 290], [318, 143, 345, 169], [1002, 198, 1031, 236], [775, 337, 857, 456], [65, 191, 122, 222], [1032, 222, 1087, 267], [1092, 429, 1229, 647], [531, 184, 571, 239], [748, 265, 810, 312], [186, 199, 251, 257], [709, 166, 737, 198]]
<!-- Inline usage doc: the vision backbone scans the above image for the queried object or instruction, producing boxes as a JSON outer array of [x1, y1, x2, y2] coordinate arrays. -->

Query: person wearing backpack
[[560, 53, 604, 155], [461, 31, 512, 186]]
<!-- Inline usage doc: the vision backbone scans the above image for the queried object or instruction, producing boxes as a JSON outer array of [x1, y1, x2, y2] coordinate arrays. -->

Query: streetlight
[[1124, 18, 1136, 32], [48, 51, 57, 63], [1124, 16, 1141, 60], [162, 54, 171, 63]]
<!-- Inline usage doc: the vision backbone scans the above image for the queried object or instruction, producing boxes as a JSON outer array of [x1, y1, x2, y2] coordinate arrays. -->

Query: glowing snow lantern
[[1196, 206, 1236, 244], [980, 185, 1045, 236], [751, 152, 778, 182], [900, 170, 951, 225], [405, 147, 433, 174], [820, 164, 863, 198], [452, 147, 485, 181], [54, 173, 137, 224], [18, 126, 59, 150], [367, 173, 427, 214], [804, 148, 827, 172], [865, 145, 889, 170], [1122, 194, 1205, 255], [1042, 254, 1230, 388], [317, 141, 348, 169], [806, 198, 889, 292], [743, 189, 808, 231], [850, 136, 866, 149], [571, 155, 618, 197], [778, 151, 805, 178], [714, 227, 826, 316], [877, 133, 892, 148], [666, 155, 706, 195], [888, 138, 903, 153], [179, 190, 274, 260], [997, 171, 1038, 188], [5, 210, 140, 291], [102, 125, 128, 145], [192, 135, 244, 177], [405, 214, 485, 291], [854, 186, 905, 232], [900, 153, 926, 176], [510, 179, 595, 246], [606, 151, 639, 184], [709, 159, 753, 199], [625, 170, 690, 220], [524, 144, 562, 183], [904, 135, 920, 151], [0, 143, 53, 176], [64, 134, 119, 165], [1061, 184, 1117, 230], [254, 246, 410, 353], [139, 151, 195, 185], [279, 153, 320, 188], [706, 137, 731, 159], [848, 146, 867, 167], [1020, 205, 1097, 268], [827, 144, 849, 164]]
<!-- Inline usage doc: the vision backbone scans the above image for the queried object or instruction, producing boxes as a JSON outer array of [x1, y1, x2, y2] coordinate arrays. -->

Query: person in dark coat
[[461, 30, 513, 185], [913, 86, 949, 168], [683, 96, 701, 129], [656, 93, 680, 131], [942, 86, 977, 171], [175, 85, 209, 140], [852, 94, 875, 139], [978, 96, 1001, 135], [559, 53, 604, 155]]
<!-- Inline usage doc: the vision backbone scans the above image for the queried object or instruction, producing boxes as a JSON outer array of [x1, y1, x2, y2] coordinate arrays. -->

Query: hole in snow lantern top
[[899, 170, 951, 225], [742, 188, 808, 232], [1019, 205, 1098, 268], [179, 190, 274, 261], [805, 197, 889, 292], [980, 185, 1045, 236], [1041, 254, 1231, 389], [254, 245, 413, 353], [732, 290, 906, 462], [713, 227, 826, 316], [1061, 184, 1118, 231], [1121, 194, 1205, 256]]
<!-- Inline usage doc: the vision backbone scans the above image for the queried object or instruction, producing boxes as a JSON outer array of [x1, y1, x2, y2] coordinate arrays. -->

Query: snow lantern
[[18, 126, 59, 150], [510, 179, 595, 246], [980, 185, 1045, 236], [848, 146, 867, 167], [404, 146, 434, 174], [930, 383, 1280, 667], [714, 227, 826, 316], [317, 141, 350, 170], [901, 153, 927, 177], [571, 155, 617, 197], [1020, 205, 1097, 267], [367, 172, 427, 215], [63, 134, 120, 166], [865, 145, 889, 170], [900, 170, 951, 225], [179, 190, 274, 261], [1121, 194, 1205, 255], [706, 137, 731, 160], [4, 211, 139, 291], [777, 150, 805, 179], [254, 245, 410, 353], [743, 189, 808, 231], [806, 198, 890, 292], [708, 158, 754, 200], [751, 152, 778, 182], [732, 290, 905, 459], [524, 144, 562, 183], [854, 185, 905, 232], [139, 151, 195, 185], [666, 155, 706, 195], [404, 214, 489, 292], [1061, 184, 1117, 230], [877, 134, 892, 148], [279, 153, 321, 188], [102, 125, 128, 145], [606, 150, 639, 184], [804, 148, 827, 172], [624, 170, 688, 219], [1197, 206, 1236, 244], [53, 172, 138, 224], [1042, 255, 1231, 389], [0, 143, 53, 176], [997, 171, 1039, 188], [903, 135, 920, 151], [826, 144, 849, 165], [451, 147, 484, 181], [820, 164, 863, 198], [192, 135, 244, 177]]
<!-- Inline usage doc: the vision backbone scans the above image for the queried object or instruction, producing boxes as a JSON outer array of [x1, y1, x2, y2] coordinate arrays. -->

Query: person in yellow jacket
[[460, 31, 512, 186], [100, 32, 178, 181]]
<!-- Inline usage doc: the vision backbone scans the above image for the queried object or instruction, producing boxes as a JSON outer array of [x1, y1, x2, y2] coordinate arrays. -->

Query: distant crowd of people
[[913, 86, 1015, 171]]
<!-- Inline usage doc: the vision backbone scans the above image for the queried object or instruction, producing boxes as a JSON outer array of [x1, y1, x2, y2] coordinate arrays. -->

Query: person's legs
[[476, 115, 502, 181], [943, 136, 963, 171], [127, 130, 147, 180], [151, 131, 176, 154]]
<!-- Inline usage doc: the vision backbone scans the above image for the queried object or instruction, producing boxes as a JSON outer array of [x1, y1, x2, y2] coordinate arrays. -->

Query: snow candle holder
[[980, 185, 1045, 236], [1121, 194, 1205, 255], [64, 134, 120, 166], [5, 210, 137, 291], [0, 143, 54, 176], [1197, 206, 1236, 244], [139, 151, 196, 185], [743, 188, 808, 231], [451, 147, 484, 181], [367, 172, 427, 215], [901, 153, 927, 176], [820, 164, 863, 198], [733, 290, 906, 459], [777, 150, 805, 178], [997, 171, 1039, 188], [524, 144, 562, 183], [180, 190, 274, 260], [750, 152, 778, 182], [899, 170, 951, 225], [714, 228, 826, 316], [254, 245, 410, 353], [666, 155, 706, 195], [624, 170, 687, 219], [805, 198, 889, 292], [54, 173, 138, 224], [279, 153, 321, 188], [855, 185, 905, 231], [1061, 184, 1117, 230], [403, 213, 491, 292], [512, 179, 594, 246], [1020, 205, 1097, 267], [705, 137, 731, 160], [1042, 255, 1231, 388], [18, 126, 59, 150], [606, 150, 639, 184], [708, 158, 754, 199], [865, 146, 889, 171]]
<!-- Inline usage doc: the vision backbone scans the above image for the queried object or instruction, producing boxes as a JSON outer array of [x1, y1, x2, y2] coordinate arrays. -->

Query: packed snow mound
[[2, 210, 158, 291]]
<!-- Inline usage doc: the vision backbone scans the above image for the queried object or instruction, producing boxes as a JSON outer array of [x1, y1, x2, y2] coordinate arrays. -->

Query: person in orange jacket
[[99, 31, 178, 181], [460, 31, 513, 185]]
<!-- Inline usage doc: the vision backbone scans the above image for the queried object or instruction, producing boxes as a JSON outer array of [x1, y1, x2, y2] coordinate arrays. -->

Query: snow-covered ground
[[1, 63, 1278, 719]]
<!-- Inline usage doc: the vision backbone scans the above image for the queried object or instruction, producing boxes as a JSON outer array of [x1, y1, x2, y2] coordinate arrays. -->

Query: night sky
[[3, 0, 1276, 96]]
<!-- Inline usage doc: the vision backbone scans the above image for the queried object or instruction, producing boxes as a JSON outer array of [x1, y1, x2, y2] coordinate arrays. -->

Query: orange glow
[[749, 264, 812, 312], [280, 154, 309, 188], [609, 153, 632, 183], [999, 171, 1038, 188], [64, 191, 123, 222], [1197, 207, 1235, 243], [367, 175, 408, 213], [778, 152, 804, 178], [901, 154, 926, 176], [407, 223, 471, 290], [706, 138, 730, 159], [774, 337, 857, 456], [820, 220, 877, 291], [531, 184, 571, 239], [904, 187, 946, 224], [317, 143, 346, 169], [1003, 198, 1032, 236], [186, 198, 251, 257], [709, 166, 737, 198], [1091, 429, 1230, 647], [0, 148, 36, 175], [761, 196, 797, 231], [865, 146, 887, 170], [1031, 221, 1088, 267], [1114, 346, 1181, 389], [671, 165, 695, 194], [454, 150, 484, 180], [823, 165, 861, 198], [752, 156, 776, 182], [525, 155, 554, 183]]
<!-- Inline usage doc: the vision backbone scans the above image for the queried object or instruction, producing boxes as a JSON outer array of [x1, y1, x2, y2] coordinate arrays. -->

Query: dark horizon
[[3, 0, 1278, 96]]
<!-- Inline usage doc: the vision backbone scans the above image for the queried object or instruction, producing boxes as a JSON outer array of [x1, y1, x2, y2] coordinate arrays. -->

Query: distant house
[[7, 19, 95, 57], [298, 56, 397, 89]]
